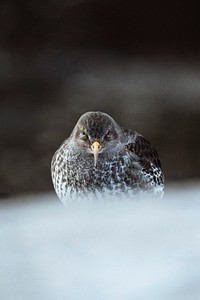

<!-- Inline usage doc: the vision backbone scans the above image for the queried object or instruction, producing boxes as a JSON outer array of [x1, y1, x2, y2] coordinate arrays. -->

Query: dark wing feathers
[[125, 135, 164, 185], [134, 136, 161, 168]]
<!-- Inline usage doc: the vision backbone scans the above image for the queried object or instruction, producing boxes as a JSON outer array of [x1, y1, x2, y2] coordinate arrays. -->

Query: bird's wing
[[123, 128, 164, 185]]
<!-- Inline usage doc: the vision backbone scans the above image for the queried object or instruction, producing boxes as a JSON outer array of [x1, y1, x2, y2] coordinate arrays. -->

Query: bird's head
[[70, 111, 122, 167]]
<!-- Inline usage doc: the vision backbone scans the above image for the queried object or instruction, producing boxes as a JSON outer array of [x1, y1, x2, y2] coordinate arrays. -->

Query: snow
[[0, 182, 200, 300]]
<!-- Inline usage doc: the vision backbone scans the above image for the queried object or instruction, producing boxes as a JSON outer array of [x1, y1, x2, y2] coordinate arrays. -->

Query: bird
[[51, 111, 164, 203]]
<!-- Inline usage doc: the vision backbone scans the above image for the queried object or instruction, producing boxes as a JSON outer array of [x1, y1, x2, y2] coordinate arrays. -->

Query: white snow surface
[[1, 181, 200, 300]]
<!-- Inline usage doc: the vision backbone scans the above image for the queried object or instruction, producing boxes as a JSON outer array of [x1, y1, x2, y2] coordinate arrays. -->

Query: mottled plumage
[[51, 111, 164, 202]]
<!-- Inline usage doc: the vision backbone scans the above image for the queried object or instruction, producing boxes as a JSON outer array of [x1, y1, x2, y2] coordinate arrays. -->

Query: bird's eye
[[80, 131, 88, 141], [105, 131, 112, 140]]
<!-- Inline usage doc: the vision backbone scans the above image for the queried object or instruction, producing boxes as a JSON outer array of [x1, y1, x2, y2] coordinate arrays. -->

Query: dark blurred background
[[1, 0, 200, 196]]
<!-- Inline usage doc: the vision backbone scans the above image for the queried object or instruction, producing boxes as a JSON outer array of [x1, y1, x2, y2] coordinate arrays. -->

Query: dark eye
[[105, 131, 112, 140], [80, 131, 88, 141]]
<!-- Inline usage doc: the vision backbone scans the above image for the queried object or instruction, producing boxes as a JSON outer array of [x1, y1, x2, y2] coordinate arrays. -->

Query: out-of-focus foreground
[[1, 182, 200, 300]]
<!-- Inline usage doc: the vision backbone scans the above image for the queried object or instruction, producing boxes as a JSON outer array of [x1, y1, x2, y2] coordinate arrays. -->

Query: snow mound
[[1, 182, 200, 300]]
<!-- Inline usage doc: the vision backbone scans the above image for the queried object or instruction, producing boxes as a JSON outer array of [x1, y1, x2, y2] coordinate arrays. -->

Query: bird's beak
[[91, 141, 101, 167]]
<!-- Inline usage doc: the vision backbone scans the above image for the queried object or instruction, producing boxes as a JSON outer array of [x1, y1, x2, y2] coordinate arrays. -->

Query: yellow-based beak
[[91, 141, 101, 167]]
